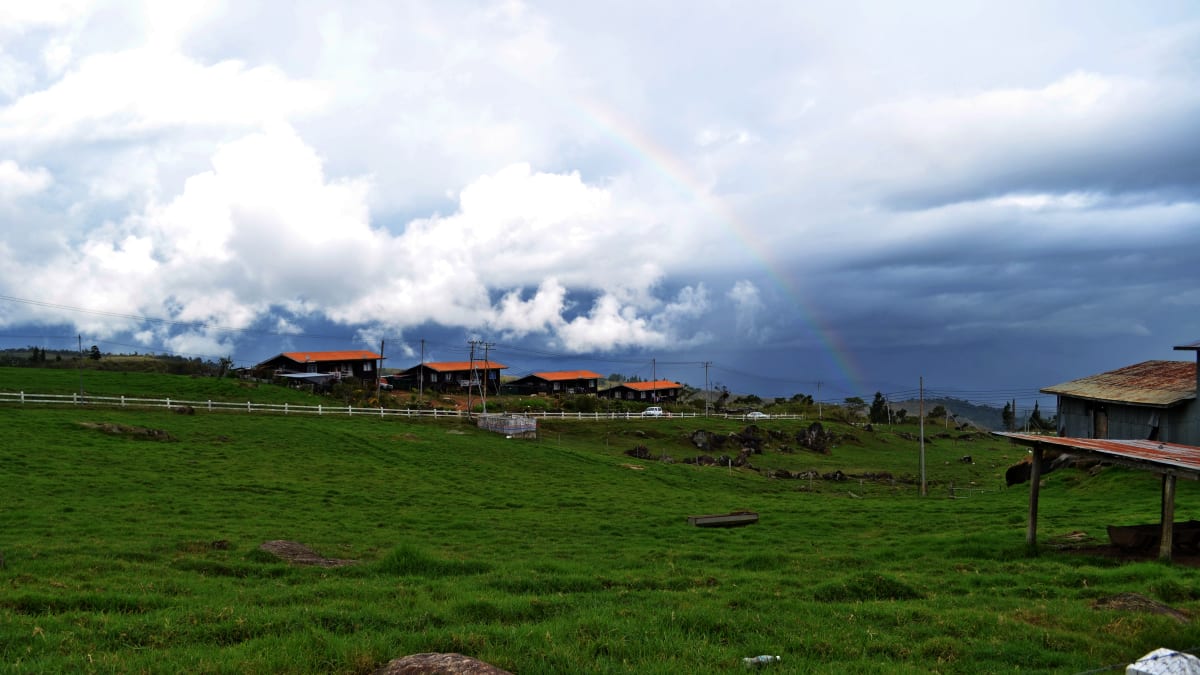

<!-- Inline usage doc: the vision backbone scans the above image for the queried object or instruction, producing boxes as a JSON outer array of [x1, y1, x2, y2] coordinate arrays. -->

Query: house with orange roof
[[399, 360, 508, 395], [599, 379, 683, 402], [508, 370, 603, 396], [254, 350, 383, 387]]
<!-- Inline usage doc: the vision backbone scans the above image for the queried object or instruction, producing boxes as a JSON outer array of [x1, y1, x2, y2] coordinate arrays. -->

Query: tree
[[868, 392, 889, 424], [1002, 402, 1015, 431], [715, 385, 730, 410], [1029, 401, 1045, 431], [89, 345, 101, 360], [928, 404, 947, 421], [843, 396, 867, 418]]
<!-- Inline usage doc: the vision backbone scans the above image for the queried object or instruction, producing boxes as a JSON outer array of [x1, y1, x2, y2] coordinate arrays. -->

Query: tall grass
[[1, 372, 1198, 673]]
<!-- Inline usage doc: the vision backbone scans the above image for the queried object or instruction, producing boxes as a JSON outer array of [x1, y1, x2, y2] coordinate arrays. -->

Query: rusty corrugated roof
[[995, 432, 1200, 477], [1040, 360, 1196, 407]]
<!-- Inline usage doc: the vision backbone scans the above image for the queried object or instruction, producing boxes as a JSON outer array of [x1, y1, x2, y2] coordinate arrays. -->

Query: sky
[[1, 1, 1199, 411]]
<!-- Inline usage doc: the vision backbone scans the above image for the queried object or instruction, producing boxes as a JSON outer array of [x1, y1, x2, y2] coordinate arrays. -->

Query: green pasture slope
[[2, 372, 1199, 673], [0, 367, 325, 405]]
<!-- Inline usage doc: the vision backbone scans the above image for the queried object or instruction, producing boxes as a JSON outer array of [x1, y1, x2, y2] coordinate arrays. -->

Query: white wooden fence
[[0, 391, 804, 421]]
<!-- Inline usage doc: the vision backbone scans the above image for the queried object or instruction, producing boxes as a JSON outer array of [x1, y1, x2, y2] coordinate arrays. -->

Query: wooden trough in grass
[[1107, 520, 1200, 553], [687, 511, 759, 528]]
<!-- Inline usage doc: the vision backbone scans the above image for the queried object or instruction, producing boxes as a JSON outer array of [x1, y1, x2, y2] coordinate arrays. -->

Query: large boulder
[[796, 422, 836, 454], [374, 653, 512, 675]]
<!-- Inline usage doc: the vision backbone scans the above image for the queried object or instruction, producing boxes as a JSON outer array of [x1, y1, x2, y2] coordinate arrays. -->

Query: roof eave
[[1039, 388, 1193, 408]]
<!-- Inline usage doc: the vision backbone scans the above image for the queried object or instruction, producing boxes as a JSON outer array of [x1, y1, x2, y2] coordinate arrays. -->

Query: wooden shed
[[1042, 354, 1199, 445]]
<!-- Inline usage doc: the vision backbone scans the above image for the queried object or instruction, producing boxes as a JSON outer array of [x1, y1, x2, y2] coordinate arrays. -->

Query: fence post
[[208, 400, 212, 411], [380, 406, 384, 418], [247, 401, 251, 413], [285, 403, 289, 415], [20, 391, 24, 404], [167, 397, 171, 409], [121, 395, 125, 407], [318, 405, 322, 415], [347, 405, 352, 416]]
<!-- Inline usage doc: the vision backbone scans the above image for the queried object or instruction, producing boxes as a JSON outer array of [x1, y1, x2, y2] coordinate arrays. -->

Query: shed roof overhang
[[994, 433, 1200, 480], [995, 432, 1200, 561]]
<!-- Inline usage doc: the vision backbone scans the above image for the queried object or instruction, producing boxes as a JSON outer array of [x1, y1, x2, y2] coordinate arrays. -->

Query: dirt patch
[[258, 540, 358, 568], [1092, 592, 1190, 623], [78, 422, 176, 441], [375, 653, 512, 675]]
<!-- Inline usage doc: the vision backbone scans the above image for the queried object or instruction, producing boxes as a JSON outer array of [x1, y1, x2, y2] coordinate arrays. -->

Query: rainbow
[[572, 95, 867, 396]]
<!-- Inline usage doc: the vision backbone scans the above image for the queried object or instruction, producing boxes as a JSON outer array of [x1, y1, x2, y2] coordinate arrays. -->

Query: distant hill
[[888, 397, 1003, 430]]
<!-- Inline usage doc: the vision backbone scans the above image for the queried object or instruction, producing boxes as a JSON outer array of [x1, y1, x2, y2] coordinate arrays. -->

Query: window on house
[[307, 364, 317, 373], [364, 362, 373, 371], [431, 373, 438, 382]]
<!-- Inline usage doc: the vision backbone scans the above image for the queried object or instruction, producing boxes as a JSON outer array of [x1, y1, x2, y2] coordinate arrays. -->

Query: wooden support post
[[1026, 446, 1043, 552], [1160, 473, 1177, 562]]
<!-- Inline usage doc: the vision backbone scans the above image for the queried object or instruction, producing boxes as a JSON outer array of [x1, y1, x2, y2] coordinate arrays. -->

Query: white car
[[744, 411, 769, 420], [642, 406, 664, 417]]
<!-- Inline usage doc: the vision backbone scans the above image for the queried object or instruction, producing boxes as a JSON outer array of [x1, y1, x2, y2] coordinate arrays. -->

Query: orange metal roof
[[621, 380, 682, 391], [531, 370, 603, 381], [1041, 360, 1196, 407], [420, 361, 508, 371], [280, 350, 381, 363], [995, 432, 1200, 477]]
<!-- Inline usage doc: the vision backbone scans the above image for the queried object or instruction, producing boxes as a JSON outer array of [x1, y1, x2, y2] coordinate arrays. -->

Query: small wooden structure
[[687, 511, 759, 528], [996, 433, 1200, 561]]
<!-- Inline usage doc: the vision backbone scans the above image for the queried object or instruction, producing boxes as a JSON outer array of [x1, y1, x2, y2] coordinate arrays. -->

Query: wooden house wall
[[1057, 396, 1200, 444]]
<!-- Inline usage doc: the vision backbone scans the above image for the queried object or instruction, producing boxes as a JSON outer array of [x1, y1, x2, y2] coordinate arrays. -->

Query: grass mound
[[376, 544, 490, 577], [811, 572, 926, 602]]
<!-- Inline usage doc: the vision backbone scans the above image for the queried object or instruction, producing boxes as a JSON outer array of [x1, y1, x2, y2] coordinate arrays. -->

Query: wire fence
[[0, 391, 806, 422]]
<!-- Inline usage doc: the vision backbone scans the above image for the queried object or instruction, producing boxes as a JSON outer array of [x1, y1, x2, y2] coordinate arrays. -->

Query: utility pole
[[651, 358, 657, 404], [703, 361, 712, 416], [77, 334, 83, 397], [481, 341, 495, 415], [919, 376, 926, 497], [467, 340, 477, 416], [377, 339, 385, 398], [817, 381, 822, 420], [418, 339, 425, 402]]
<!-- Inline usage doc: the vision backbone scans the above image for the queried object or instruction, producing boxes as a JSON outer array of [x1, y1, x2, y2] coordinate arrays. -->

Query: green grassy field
[[2, 369, 1199, 673]]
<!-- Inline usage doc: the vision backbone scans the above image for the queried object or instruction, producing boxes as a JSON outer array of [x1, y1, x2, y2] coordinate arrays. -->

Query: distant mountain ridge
[[888, 397, 1004, 431]]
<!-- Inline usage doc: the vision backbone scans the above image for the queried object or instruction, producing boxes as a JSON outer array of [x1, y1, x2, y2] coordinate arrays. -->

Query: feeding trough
[[1107, 520, 1200, 553], [687, 511, 759, 528]]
